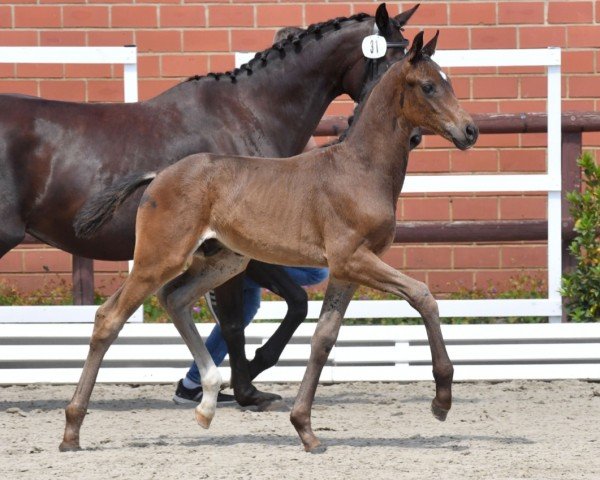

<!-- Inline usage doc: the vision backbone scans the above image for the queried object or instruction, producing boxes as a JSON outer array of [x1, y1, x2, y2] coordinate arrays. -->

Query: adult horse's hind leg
[[157, 248, 250, 427], [0, 204, 26, 259], [290, 279, 357, 453], [244, 261, 309, 381]]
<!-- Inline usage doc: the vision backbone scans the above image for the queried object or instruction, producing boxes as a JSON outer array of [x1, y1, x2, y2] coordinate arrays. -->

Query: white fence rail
[[1, 323, 598, 384]]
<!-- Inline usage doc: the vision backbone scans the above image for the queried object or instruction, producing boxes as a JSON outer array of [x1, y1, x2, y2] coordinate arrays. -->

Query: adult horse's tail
[[74, 172, 157, 239]]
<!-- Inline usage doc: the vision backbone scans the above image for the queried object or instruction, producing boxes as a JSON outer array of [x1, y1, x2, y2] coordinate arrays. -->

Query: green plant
[[561, 152, 600, 322]]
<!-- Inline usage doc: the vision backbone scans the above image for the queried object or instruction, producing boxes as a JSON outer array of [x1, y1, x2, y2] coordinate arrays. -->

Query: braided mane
[[185, 13, 374, 84]]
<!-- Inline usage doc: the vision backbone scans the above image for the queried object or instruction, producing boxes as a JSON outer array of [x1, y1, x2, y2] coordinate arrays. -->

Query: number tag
[[361, 35, 387, 59]]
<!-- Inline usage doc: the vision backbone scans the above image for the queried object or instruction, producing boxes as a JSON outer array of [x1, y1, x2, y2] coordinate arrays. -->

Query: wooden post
[[72, 256, 95, 305], [560, 131, 583, 321]]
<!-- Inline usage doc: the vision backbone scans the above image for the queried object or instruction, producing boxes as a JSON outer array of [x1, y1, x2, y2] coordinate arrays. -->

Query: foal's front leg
[[290, 279, 357, 453], [340, 246, 454, 421]]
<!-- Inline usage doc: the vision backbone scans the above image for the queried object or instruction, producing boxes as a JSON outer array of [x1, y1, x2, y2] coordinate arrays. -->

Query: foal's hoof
[[431, 399, 450, 422], [58, 441, 81, 452], [195, 410, 213, 429], [307, 443, 328, 454]]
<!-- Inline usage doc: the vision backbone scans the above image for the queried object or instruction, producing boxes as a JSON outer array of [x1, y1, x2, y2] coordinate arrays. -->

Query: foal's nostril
[[465, 123, 478, 142]]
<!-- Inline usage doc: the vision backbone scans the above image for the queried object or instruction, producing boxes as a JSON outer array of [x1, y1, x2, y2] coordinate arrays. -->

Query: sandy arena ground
[[1, 380, 599, 480]]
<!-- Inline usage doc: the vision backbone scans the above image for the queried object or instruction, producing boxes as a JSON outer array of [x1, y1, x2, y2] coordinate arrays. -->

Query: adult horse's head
[[393, 31, 478, 150], [341, 3, 420, 100]]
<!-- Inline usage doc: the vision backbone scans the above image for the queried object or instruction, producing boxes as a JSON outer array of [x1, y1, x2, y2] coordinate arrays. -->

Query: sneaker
[[172, 379, 236, 405], [204, 290, 220, 324]]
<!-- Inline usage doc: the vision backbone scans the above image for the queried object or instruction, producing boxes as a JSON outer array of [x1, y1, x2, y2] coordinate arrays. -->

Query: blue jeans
[[185, 266, 328, 385]]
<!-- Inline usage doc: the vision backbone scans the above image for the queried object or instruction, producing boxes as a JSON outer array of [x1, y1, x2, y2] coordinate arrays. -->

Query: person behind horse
[[173, 27, 329, 406]]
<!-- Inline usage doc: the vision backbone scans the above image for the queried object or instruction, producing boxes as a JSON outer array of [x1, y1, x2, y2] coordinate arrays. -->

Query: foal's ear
[[394, 3, 420, 28], [421, 30, 439, 57], [407, 31, 424, 63], [375, 3, 391, 36]]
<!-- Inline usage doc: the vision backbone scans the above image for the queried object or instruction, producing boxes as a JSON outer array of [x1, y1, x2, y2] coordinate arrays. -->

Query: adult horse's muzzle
[[449, 122, 479, 150]]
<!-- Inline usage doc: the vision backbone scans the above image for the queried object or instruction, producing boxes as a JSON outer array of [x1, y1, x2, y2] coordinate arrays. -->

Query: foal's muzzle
[[451, 122, 479, 150]]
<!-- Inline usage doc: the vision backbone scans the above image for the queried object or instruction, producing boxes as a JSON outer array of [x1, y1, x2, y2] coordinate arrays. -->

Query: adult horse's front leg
[[290, 279, 357, 453], [213, 275, 284, 409], [342, 246, 454, 421]]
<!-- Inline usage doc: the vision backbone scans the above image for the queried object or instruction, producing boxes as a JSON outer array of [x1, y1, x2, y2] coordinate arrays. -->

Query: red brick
[[0, 80, 37, 96], [437, 27, 469, 49], [450, 2, 496, 25], [162, 54, 209, 78], [325, 101, 354, 117], [160, 5, 206, 27], [519, 26, 566, 48], [450, 149, 498, 173], [209, 5, 253, 27], [548, 2, 593, 24], [88, 30, 134, 47], [93, 261, 129, 273], [209, 54, 235, 72], [448, 76, 470, 99], [16, 64, 63, 79], [63, 6, 109, 28], [473, 77, 518, 99], [111, 6, 157, 28], [0, 252, 23, 273], [137, 30, 182, 53], [474, 133, 520, 148], [563, 99, 595, 111], [138, 79, 180, 101], [428, 271, 473, 293], [521, 76, 547, 98], [471, 27, 517, 49], [498, 100, 547, 113], [0, 64, 14, 78], [137, 56, 161, 77], [520, 132, 548, 148], [88, 80, 124, 102], [257, 5, 303, 27], [305, 4, 352, 25], [14, 6, 60, 28], [407, 150, 450, 173], [23, 250, 71, 273], [452, 197, 498, 221], [562, 51, 594, 74], [500, 196, 547, 220], [460, 100, 500, 114], [0, 31, 37, 46], [381, 246, 404, 270], [569, 76, 599, 97], [405, 2, 448, 26], [401, 197, 450, 221], [231, 29, 276, 52], [40, 30, 86, 46], [39, 80, 86, 102], [499, 149, 546, 172], [498, 2, 544, 24], [455, 246, 500, 269], [0, 6, 12, 28], [405, 246, 452, 270], [184, 30, 230, 52], [567, 26, 600, 47], [502, 246, 547, 268], [65, 64, 112, 79]]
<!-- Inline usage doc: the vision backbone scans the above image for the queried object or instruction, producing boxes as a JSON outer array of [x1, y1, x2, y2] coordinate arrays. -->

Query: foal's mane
[[185, 12, 397, 84]]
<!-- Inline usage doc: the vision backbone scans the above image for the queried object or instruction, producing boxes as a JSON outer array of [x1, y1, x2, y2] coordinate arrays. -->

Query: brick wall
[[0, 1, 599, 297]]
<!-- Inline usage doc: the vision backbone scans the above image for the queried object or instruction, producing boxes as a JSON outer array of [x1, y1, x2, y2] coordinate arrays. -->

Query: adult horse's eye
[[422, 83, 435, 95]]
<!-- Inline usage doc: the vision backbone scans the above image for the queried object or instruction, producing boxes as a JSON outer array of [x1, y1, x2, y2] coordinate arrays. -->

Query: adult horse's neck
[[344, 62, 412, 200], [150, 18, 375, 158]]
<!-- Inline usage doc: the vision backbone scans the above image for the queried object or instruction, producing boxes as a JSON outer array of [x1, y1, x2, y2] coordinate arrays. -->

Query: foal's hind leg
[[336, 246, 454, 421], [290, 279, 357, 452], [157, 249, 249, 427]]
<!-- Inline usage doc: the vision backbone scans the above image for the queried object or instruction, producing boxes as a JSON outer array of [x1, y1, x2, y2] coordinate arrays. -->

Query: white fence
[[0, 46, 142, 323], [0, 322, 598, 384]]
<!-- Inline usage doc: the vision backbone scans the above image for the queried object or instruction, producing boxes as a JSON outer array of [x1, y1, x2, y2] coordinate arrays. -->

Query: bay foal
[[64, 31, 477, 452]]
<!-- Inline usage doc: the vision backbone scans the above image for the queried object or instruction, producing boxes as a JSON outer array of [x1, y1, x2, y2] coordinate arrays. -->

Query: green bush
[[561, 152, 600, 321]]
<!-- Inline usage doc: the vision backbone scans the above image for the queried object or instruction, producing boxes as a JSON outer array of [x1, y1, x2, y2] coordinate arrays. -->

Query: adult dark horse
[[0, 4, 418, 412], [69, 31, 477, 452]]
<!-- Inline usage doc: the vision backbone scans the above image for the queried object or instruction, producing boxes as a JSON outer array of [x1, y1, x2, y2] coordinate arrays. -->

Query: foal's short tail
[[74, 172, 157, 239]]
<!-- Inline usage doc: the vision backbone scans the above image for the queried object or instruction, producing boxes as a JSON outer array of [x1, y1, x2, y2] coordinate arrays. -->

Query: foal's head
[[394, 31, 478, 150]]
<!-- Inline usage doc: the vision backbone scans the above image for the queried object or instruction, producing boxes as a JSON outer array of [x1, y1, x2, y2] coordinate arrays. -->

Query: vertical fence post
[[72, 256, 94, 305], [560, 131, 583, 322]]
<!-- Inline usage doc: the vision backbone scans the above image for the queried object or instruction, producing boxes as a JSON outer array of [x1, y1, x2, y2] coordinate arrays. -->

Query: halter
[[361, 23, 409, 92]]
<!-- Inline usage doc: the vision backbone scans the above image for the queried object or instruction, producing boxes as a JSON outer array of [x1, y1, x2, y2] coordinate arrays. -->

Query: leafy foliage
[[560, 152, 600, 321]]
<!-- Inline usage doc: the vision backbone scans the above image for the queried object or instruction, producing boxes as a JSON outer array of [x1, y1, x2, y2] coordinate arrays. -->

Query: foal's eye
[[421, 83, 435, 95]]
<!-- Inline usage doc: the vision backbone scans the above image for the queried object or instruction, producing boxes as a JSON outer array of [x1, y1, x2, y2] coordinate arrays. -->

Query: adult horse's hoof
[[58, 441, 81, 452], [194, 410, 213, 429], [238, 390, 284, 411], [431, 399, 449, 422]]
